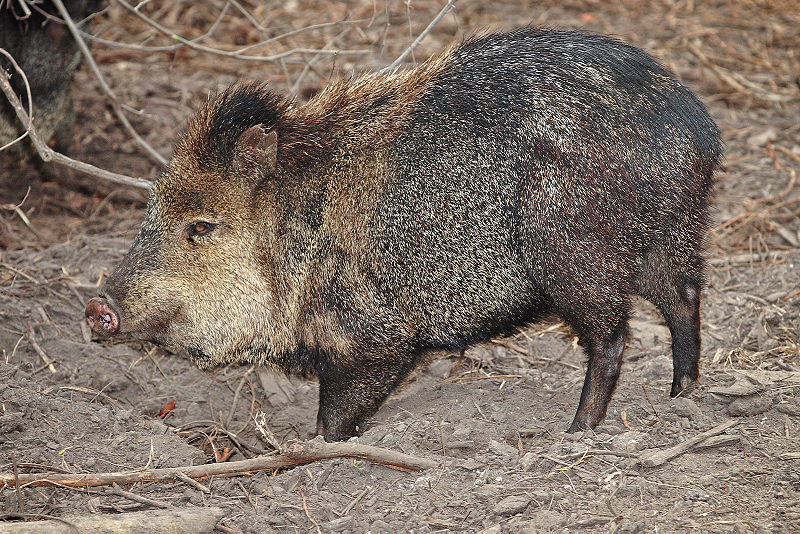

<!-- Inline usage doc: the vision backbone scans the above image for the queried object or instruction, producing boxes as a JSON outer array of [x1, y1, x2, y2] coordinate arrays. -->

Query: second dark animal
[[86, 28, 722, 440]]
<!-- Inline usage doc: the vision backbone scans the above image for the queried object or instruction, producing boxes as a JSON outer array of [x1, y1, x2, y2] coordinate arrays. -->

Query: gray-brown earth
[[1, 1, 799, 532]]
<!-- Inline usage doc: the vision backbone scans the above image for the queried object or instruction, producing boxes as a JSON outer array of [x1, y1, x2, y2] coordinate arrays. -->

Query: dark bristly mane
[[186, 82, 288, 171]]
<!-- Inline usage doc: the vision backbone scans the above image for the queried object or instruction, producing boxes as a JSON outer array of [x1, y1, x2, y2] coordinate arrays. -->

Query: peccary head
[[86, 85, 293, 369]]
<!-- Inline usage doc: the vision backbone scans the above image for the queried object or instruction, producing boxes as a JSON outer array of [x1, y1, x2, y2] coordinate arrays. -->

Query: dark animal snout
[[85, 297, 120, 335]]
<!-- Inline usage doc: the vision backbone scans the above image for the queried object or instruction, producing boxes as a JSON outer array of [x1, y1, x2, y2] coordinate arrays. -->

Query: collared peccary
[[1, 0, 101, 156], [85, 28, 721, 440]]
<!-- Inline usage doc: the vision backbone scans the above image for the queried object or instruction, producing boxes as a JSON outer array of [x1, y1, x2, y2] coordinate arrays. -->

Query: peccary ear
[[233, 125, 278, 182]]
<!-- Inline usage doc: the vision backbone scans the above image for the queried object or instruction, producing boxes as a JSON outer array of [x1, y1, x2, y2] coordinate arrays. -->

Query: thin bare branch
[[30, 3, 363, 56], [0, 64, 153, 190], [28, 0, 228, 52], [0, 48, 32, 151], [373, 0, 459, 77], [117, 0, 368, 63], [226, 0, 266, 33], [51, 0, 168, 166], [235, 19, 368, 55], [290, 27, 354, 95], [10, 0, 31, 19]]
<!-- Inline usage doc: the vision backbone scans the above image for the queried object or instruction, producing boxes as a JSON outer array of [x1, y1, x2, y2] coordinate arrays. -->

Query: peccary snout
[[85, 297, 120, 335]]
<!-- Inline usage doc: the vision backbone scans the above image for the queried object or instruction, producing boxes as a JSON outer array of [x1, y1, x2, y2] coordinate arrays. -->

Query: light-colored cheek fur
[[169, 248, 283, 368]]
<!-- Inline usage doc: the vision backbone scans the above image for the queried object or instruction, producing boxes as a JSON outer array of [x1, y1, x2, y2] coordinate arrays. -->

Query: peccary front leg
[[567, 318, 629, 433], [316, 353, 417, 441]]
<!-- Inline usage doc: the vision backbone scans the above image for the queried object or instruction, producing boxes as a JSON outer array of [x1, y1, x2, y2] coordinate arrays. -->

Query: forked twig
[[639, 420, 739, 468], [373, 0, 459, 76], [0, 64, 152, 190], [0, 48, 32, 151], [117, 0, 367, 63]]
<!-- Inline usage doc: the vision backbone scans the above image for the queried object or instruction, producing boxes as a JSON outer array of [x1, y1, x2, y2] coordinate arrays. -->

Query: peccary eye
[[186, 221, 215, 238]]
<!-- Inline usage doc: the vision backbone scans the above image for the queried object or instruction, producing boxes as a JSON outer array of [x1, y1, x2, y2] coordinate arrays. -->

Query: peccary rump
[[86, 28, 722, 440]]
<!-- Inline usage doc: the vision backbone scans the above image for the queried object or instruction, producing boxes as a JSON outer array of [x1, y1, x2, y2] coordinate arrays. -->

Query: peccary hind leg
[[567, 318, 629, 433], [636, 258, 703, 397], [664, 277, 701, 397], [316, 353, 417, 441]]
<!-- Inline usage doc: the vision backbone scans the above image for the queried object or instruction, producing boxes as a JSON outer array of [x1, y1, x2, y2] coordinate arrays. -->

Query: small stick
[[226, 367, 254, 429], [0, 262, 40, 284], [373, 0, 459, 76], [436, 373, 522, 387], [0, 436, 440, 488], [298, 488, 322, 534], [556, 449, 639, 461], [11, 450, 23, 514], [27, 329, 56, 374], [639, 420, 739, 468], [40, 385, 119, 406], [0, 48, 32, 152], [340, 487, 369, 516], [51, 0, 168, 166], [641, 381, 662, 424], [175, 471, 211, 494], [707, 250, 796, 266], [773, 144, 800, 165], [0, 65, 152, 190], [110, 483, 171, 509], [781, 288, 800, 301]]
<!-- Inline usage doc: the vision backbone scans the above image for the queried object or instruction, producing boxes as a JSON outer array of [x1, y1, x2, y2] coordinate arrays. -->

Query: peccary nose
[[85, 297, 120, 335]]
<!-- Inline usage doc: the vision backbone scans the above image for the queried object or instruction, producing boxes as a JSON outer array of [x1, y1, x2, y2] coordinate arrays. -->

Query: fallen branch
[[27, 329, 56, 374], [0, 436, 440, 488], [0, 63, 152, 190], [639, 419, 739, 468]]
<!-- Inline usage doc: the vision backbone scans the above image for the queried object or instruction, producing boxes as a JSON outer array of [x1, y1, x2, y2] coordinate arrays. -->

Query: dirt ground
[[1, 0, 799, 532]]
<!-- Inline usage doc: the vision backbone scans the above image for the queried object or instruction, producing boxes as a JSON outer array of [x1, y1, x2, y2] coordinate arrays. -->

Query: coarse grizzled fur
[[88, 27, 722, 440], [0, 0, 102, 155]]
